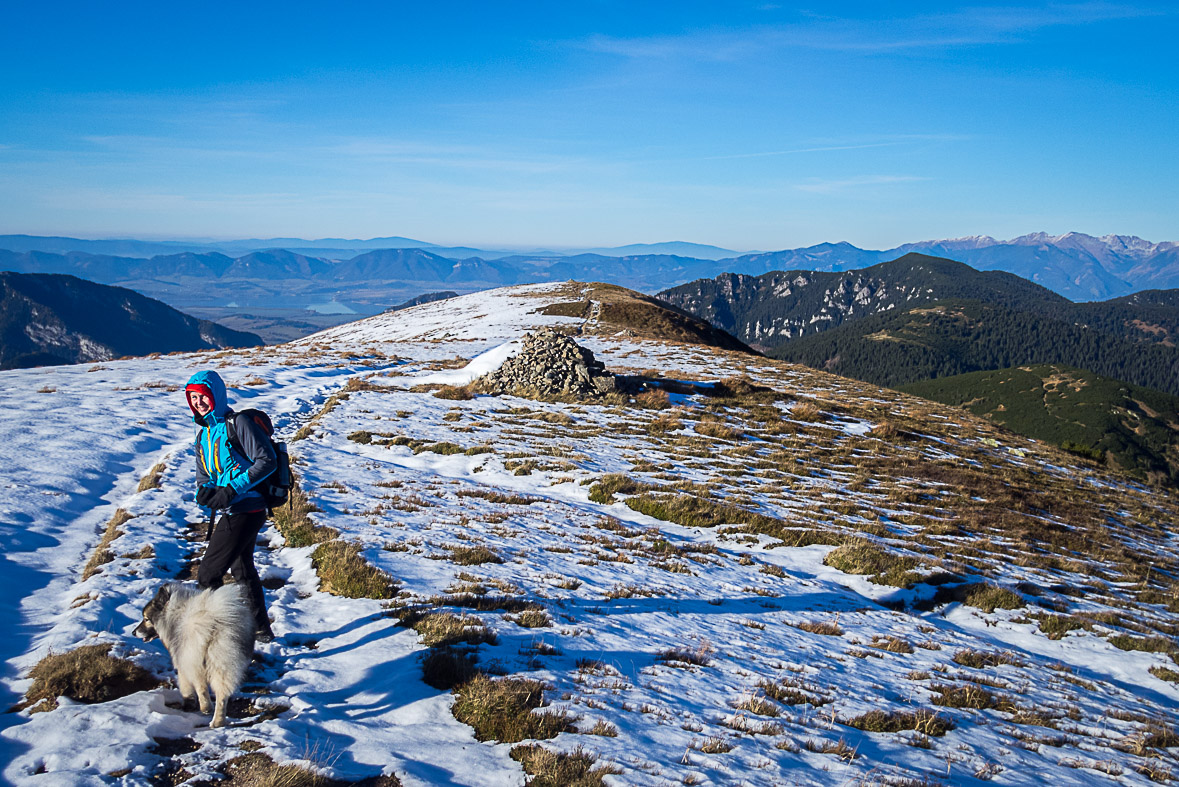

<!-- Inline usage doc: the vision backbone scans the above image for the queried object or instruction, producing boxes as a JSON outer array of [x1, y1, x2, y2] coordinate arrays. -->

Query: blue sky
[[1, 1, 1175, 250]]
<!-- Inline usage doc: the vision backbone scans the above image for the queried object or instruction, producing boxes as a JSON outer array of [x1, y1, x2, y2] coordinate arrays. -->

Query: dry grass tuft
[[626, 492, 778, 530], [509, 609, 552, 628], [633, 389, 671, 410], [759, 678, 833, 707], [82, 509, 134, 580], [823, 539, 925, 587], [136, 463, 165, 492], [446, 544, 505, 566], [951, 649, 1024, 669], [929, 683, 1004, 710], [406, 612, 497, 648], [794, 620, 844, 636], [657, 642, 714, 667], [434, 384, 475, 400], [215, 750, 402, 786], [25, 643, 161, 712], [586, 474, 649, 504], [310, 541, 398, 599], [452, 675, 575, 743], [510, 744, 621, 787], [846, 709, 955, 737], [272, 474, 337, 547], [961, 584, 1025, 613], [456, 489, 543, 505], [870, 635, 915, 654]]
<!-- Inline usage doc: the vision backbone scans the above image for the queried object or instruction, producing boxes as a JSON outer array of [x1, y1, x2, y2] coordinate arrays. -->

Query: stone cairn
[[474, 328, 616, 398]]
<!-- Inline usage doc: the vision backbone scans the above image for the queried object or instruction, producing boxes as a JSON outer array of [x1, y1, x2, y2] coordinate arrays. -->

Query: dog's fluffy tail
[[168, 583, 255, 701]]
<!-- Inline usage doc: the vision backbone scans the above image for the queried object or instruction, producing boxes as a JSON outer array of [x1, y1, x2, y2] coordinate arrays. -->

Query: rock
[[474, 328, 615, 399]]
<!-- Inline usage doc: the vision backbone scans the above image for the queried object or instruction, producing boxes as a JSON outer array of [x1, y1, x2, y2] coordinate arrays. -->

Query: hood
[[185, 369, 230, 424]]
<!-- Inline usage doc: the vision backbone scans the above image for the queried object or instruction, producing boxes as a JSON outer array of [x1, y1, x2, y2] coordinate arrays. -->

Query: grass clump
[[1108, 634, 1175, 655], [961, 583, 1024, 613], [452, 675, 575, 743], [657, 642, 714, 667], [405, 611, 497, 648], [633, 388, 671, 410], [136, 463, 165, 492], [929, 683, 1004, 710], [1033, 613, 1088, 639], [846, 709, 955, 737], [919, 582, 1025, 612], [794, 620, 843, 637], [415, 441, 466, 456], [82, 509, 134, 580], [822, 540, 922, 587], [952, 649, 1024, 669], [310, 541, 397, 599], [434, 385, 475, 400], [447, 544, 504, 566], [1150, 665, 1179, 683], [870, 635, 915, 654], [215, 751, 401, 786], [695, 418, 743, 440], [509, 609, 552, 628], [25, 644, 161, 712], [626, 493, 778, 530], [586, 474, 649, 504], [272, 475, 337, 547], [510, 745, 621, 787], [457, 489, 543, 505], [509, 744, 622, 787], [758, 679, 832, 707]]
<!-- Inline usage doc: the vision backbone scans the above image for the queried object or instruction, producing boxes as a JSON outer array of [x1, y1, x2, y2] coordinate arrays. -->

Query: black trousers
[[197, 509, 269, 630]]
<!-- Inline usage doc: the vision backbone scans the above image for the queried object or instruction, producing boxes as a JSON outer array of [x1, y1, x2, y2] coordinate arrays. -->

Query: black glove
[[196, 485, 236, 510]]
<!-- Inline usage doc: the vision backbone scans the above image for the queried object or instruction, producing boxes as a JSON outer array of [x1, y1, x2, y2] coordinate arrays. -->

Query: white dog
[[134, 582, 254, 727]]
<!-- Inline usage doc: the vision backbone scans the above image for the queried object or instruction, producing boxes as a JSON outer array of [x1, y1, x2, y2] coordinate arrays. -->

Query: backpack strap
[[224, 411, 248, 462]]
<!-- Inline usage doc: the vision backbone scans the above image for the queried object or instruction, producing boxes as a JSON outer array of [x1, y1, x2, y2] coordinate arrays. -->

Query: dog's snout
[[134, 620, 158, 641]]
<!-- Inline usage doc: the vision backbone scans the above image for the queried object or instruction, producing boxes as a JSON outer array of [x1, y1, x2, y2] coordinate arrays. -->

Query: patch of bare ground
[[82, 509, 134, 580], [21, 643, 161, 712]]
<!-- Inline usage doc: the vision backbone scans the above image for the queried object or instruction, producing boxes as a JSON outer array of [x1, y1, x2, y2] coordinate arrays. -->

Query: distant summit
[[575, 241, 749, 260]]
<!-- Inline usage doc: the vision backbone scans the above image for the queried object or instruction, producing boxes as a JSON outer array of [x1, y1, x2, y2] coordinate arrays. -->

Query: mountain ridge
[[0, 271, 261, 370], [3, 231, 1178, 300]]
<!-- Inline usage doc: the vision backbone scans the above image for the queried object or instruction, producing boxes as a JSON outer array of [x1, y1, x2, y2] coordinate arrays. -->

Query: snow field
[[0, 283, 1176, 786]]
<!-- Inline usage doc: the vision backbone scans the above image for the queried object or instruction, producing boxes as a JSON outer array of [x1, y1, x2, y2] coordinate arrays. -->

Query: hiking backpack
[[226, 408, 292, 514]]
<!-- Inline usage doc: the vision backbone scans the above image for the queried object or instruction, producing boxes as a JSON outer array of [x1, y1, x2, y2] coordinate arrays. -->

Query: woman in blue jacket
[[185, 369, 277, 642]]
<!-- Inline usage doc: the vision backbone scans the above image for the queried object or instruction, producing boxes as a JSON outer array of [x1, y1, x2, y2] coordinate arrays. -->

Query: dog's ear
[[157, 585, 173, 603]]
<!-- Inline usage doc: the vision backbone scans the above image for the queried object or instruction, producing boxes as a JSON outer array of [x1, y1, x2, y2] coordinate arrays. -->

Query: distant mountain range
[[0, 272, 261, 370], [659, 253, 1179, 397], [1, 231, 1176, 301]]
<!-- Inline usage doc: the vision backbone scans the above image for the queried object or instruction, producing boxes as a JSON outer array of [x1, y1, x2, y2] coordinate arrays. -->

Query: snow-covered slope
[[1, 283, 1177, 786]]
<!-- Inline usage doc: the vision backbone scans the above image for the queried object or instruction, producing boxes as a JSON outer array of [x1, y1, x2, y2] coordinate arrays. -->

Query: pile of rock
[[475, 328, 615, 399]]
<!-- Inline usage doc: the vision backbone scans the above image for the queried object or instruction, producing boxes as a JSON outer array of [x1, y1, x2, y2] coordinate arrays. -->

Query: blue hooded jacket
[[186, 370, 276, 514]]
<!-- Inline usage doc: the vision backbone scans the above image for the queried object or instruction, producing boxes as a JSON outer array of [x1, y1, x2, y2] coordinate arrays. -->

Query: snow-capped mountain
[[0, 282, 1176, 786]]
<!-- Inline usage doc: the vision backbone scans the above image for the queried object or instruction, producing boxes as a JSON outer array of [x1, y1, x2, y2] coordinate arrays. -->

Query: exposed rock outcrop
[[474, 328, 615, 399]]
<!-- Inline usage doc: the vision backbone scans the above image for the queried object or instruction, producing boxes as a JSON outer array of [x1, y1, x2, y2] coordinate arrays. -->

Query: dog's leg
[[209, 669, 238, 729], [211, 691, 228, 728], [193, 668, 212, 716], [177, 673, 196, 712]]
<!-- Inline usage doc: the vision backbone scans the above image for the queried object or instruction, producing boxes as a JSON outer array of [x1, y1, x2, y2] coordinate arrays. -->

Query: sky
[[1, 1, 1175, 251]]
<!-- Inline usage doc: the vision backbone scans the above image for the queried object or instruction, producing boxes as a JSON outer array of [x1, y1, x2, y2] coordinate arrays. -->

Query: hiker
[[185, 370, 278, 643]]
